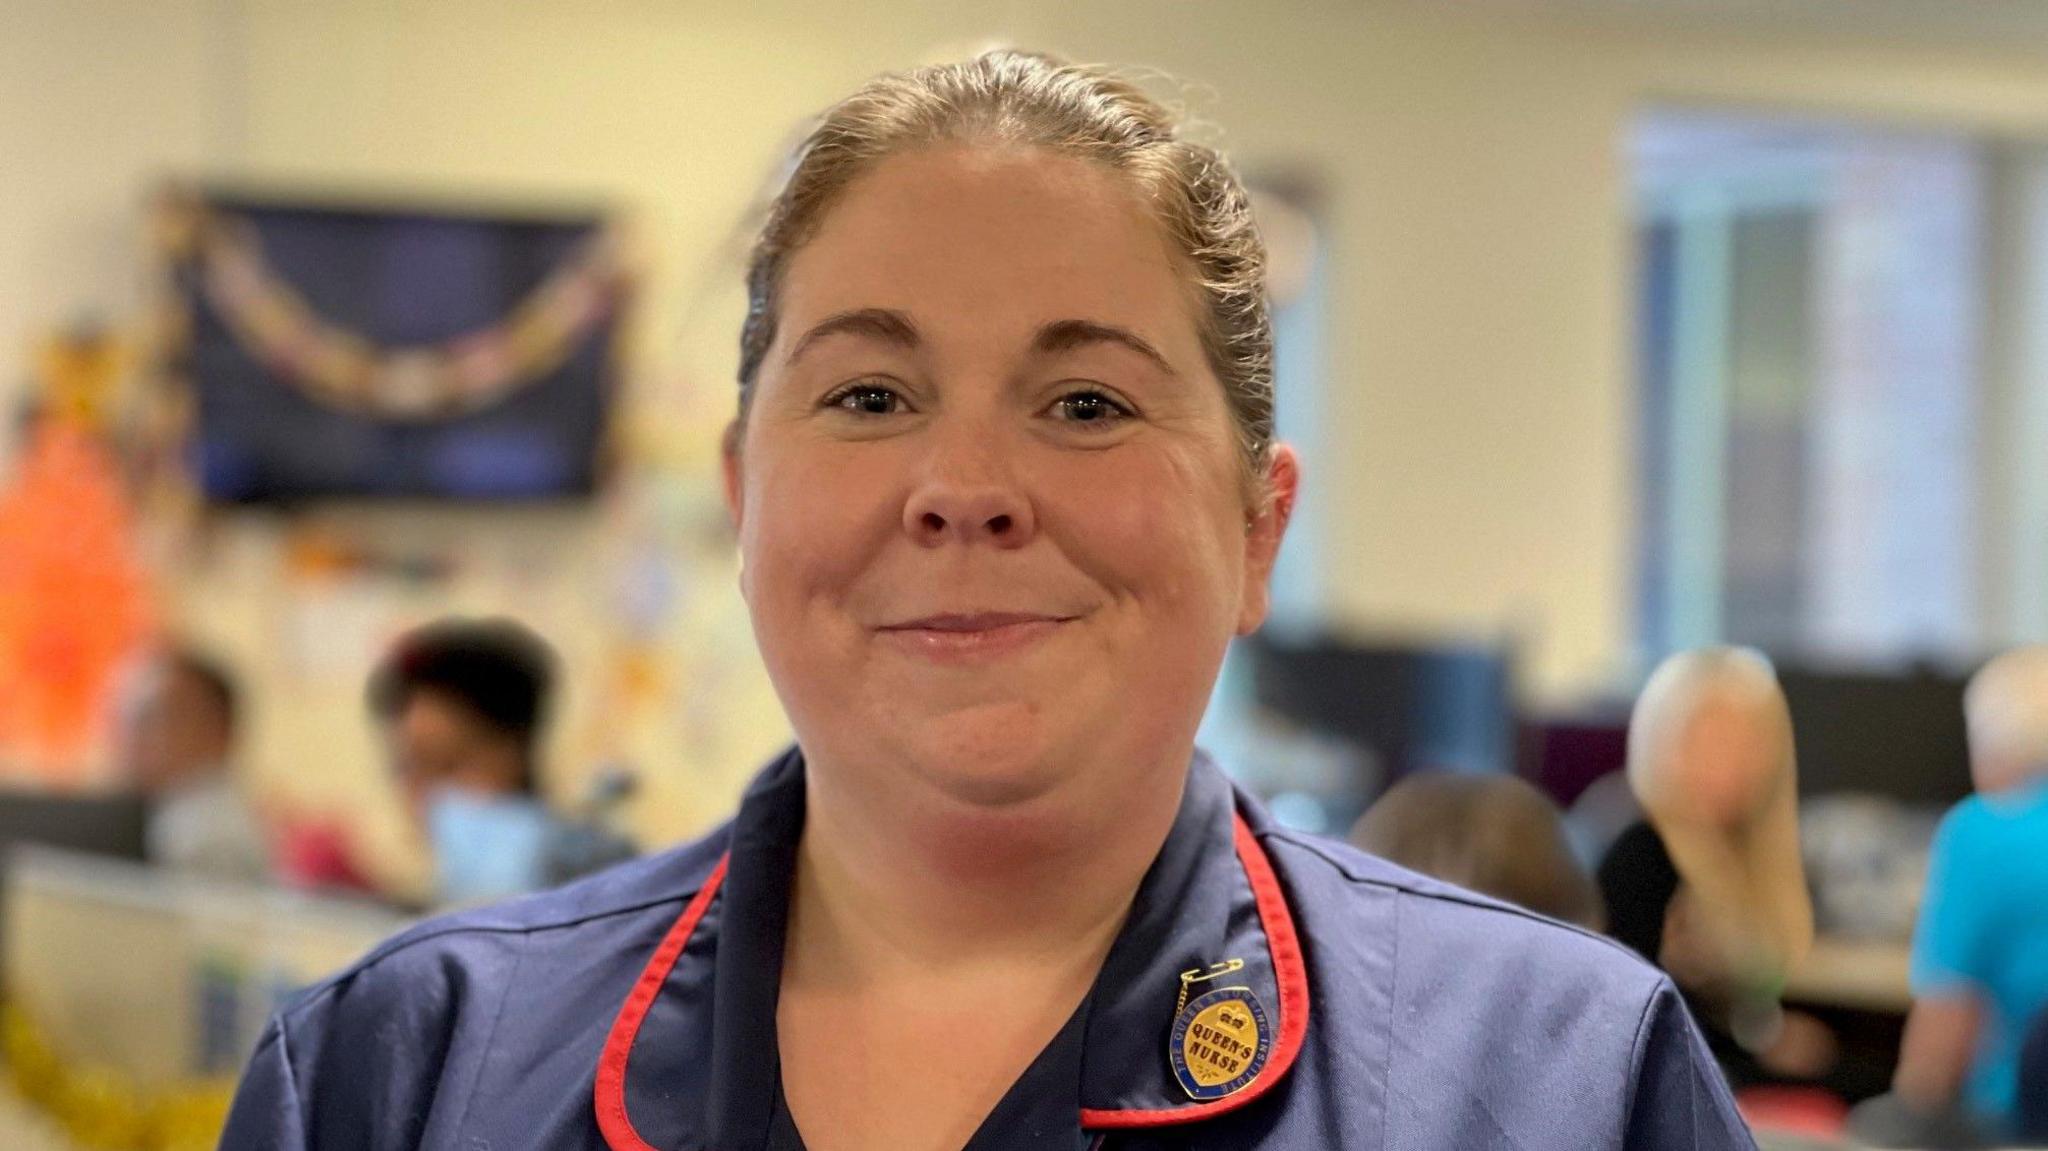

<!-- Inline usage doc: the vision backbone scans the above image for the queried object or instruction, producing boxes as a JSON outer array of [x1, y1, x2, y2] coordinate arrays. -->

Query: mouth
[[875, 612, 1080, 662]]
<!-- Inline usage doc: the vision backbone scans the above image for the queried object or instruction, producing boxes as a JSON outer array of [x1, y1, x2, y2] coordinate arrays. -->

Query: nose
[[902, 429, 1037, 549]]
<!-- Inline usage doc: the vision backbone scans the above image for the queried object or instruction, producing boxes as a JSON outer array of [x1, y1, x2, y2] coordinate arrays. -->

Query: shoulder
[[1943, 785, 2048, 836], [277, 821, 730, 1037], [225, 822, 732, 1147], [1265, 825, 1666, 993], [1260, 825, 1677, 1060], [1259, 828, 1752, 1147], [1928, 794, 2002, 867], [1938, 792, 1991, 831], [1600, 819, 1672, 872]]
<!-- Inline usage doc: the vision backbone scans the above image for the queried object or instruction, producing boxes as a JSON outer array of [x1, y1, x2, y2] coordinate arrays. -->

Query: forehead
[[145, 664, 215, 715], [396, 691, 490, 742], [776, 145, 1201, 355]]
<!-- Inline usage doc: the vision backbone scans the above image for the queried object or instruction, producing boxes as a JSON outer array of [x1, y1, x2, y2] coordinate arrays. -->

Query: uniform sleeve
[[218, 1017, 309, 1151], [1622, 980, 1758, 1151], [1909, 805, 1988, 996]]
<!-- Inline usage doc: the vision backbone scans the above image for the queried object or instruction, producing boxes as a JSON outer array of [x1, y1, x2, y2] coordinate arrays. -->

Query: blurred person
[[117, 644, 271, 882], [368, 617, 633, 907], [1350, 770, 1604, 929], [221, 51, 1750, 1150], [1600, 647, 1829, 1088], [1884, 645, 2048, 1137]]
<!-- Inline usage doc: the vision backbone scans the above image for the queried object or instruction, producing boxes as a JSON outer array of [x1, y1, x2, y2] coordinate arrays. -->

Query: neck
[[787, 751, 1188, 985]]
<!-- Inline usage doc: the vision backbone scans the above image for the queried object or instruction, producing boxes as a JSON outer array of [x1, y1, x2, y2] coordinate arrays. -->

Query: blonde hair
[[1625, 646, 1812, 976], [1965, 645, 2048, 791], [737, 49, 1274, 481]]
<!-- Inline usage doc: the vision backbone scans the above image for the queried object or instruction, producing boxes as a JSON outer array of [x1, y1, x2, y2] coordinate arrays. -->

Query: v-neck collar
[[594, 749, 1312, 1150]]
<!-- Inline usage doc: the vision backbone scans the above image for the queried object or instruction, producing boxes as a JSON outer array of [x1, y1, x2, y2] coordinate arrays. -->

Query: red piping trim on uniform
[[594, 853, 729, 1151], [593, 814, 1309, 1140], [1079, 813, 1311, 1130]]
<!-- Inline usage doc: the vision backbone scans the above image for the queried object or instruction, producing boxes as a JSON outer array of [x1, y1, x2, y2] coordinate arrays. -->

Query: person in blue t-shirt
[[1897, 645, 2048, 1134]]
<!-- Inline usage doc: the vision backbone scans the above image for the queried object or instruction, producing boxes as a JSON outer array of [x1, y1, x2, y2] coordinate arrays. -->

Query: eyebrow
[[786, 308, 921, 365], [784, 309, 1178, 378], [1032, 319, 1178, 377]]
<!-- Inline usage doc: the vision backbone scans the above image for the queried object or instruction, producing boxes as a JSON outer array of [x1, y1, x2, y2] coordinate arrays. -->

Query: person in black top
[[1598, 647, 1823, 1089]]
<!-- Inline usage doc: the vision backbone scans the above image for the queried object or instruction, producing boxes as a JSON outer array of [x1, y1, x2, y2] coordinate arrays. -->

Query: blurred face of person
[[1649, 688, 1788, 831], [1967, 746, 2023, 795], [1967, 713, 2048, 795], [1964, 648, 2048, 794], [122, 664, 231, 793], [386, 689, 526, 812], [726, 144, 1294, 820]]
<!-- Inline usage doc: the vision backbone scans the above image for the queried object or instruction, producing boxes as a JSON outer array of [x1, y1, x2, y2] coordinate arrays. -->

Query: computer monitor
[[0, 791, 149, 864], [1244, 634, 1516, 784], [1776, 664, 1973, 808]]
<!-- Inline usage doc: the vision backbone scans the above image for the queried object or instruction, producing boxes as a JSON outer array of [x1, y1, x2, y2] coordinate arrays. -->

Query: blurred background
[[5, 0, 2048, 1147]]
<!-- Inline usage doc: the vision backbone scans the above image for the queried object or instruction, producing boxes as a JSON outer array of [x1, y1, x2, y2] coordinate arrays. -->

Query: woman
[[1610, 648, 1812, 980], [1599, 647, 1824, 1090], [220, 51, 1751, 1150]]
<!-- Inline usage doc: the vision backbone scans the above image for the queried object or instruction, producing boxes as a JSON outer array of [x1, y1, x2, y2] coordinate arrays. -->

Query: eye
[[1049, 388, 1133, 427], [821, 381, 907, 416]]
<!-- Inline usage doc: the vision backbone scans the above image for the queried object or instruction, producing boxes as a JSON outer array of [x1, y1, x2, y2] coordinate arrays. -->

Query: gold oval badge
[[1168, 986, 1270, 1099]]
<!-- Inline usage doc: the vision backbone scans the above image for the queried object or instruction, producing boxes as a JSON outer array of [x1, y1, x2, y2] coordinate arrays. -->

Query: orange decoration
[[0, 420, 154, 782]]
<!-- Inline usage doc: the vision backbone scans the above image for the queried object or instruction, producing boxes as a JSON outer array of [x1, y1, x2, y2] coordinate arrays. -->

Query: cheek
[[1044, 443, 1245, 613], [736, 438, 896, 611]]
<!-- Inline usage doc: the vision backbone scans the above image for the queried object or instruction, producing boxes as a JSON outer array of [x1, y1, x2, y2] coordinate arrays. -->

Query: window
[[1632, 111, 2048, 669]]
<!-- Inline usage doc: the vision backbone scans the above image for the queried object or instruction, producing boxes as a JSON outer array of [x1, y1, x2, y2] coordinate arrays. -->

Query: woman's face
[[1661, 690, 1788, 830], [727, 144, 1294, 816]]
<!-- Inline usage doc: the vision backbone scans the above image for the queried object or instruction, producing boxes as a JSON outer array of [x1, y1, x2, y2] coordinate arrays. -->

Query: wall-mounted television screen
[[163, 189, 625, 504]]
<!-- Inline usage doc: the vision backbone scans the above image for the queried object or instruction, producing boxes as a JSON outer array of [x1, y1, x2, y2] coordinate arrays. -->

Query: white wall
[[11, 0, 2048, 841], [0, 1, 219, 460]]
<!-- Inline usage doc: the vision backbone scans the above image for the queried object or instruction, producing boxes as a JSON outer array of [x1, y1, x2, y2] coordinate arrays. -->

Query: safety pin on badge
[[1167, 958, 1270, 1100]]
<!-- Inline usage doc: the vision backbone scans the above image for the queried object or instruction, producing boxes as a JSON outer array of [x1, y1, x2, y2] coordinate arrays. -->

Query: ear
[[720, 419, 746, 531], [1235, 443, 1299, 635]]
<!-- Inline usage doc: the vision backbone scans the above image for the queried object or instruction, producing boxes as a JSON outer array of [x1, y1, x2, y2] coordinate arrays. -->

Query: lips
[[884, 612, 1068, 632], [875, 611, 1079, 662]]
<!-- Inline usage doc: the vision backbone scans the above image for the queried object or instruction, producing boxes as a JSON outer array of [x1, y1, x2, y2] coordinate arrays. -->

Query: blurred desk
[[5, 846, 408, 1087], [0, 846, 410, 1148], [1783, 936, 1913, 1014]]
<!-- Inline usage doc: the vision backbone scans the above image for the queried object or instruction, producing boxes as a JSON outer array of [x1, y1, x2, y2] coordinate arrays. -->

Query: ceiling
[[1429, 0, 2048, 53]]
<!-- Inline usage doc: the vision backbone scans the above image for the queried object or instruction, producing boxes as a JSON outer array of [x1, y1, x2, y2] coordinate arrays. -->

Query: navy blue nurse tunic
[[219, 749, 1756, 1150]]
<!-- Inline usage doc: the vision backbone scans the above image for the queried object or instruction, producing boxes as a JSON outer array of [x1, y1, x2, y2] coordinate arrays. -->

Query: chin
[[895, 704, 1084, 811]]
